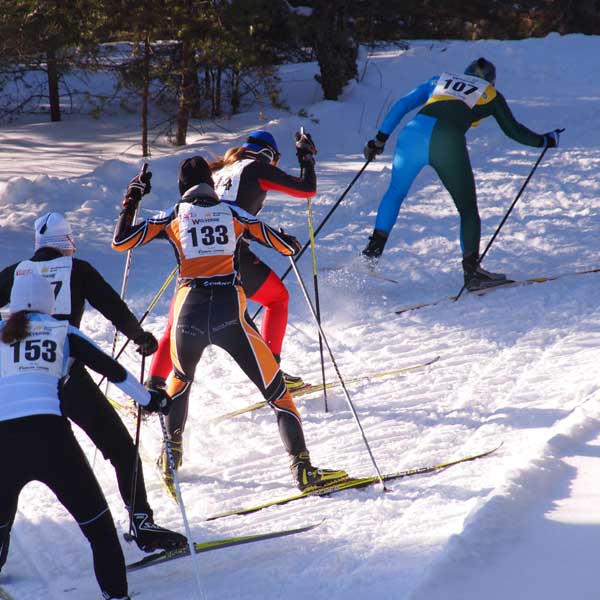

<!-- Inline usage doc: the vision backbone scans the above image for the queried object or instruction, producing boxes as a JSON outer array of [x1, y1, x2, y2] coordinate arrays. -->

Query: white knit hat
[[10, 272, 55, 315], [34, 212, 75, 253]]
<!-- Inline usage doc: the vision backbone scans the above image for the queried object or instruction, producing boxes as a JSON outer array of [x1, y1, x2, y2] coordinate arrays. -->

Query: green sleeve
[[487, 92, 545, 148]]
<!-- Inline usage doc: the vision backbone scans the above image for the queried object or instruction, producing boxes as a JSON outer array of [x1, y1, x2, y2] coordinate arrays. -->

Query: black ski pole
[[298, 126, 328, 412], [252, 159, 372, 320], [455, 134, 562, 302], [96, 265, 177, 390], [125, 354, 145, 543], [307, 194, 328, 412], [288, 256, 387, 491], [108, 163, 149, 361]]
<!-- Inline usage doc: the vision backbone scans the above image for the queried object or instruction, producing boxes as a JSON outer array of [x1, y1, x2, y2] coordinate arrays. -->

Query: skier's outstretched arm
[[77, 259, 145, 340], [488, 91, 547, 147], [112, 200, 174, 251], [112, 168, 170, 251], [232, 208, 300, 256], [379, 77, 438, 135], [67, 328, 169, 413], [251, 159, 317, 198]]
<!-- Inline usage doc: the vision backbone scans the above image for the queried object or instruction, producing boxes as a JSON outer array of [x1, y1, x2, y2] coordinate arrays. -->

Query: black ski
[[126, 521, 322, 572], [206, 443, 502, 521], [395, 267, 600, 315]]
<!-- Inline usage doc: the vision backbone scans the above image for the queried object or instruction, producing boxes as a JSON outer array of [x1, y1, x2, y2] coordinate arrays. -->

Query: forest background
[[1, 0, 597, 155]]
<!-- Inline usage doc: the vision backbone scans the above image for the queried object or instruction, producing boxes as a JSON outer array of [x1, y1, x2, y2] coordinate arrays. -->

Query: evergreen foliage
[[0, 0, 596, 149]]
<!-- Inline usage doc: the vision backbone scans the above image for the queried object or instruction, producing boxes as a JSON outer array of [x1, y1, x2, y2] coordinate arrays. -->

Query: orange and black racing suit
[[147, 154, 316, 381], [112, 186, 308, 456]]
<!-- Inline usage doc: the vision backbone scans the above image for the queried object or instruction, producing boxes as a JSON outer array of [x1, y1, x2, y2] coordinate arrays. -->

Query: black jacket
[[0, 248, 143, 340]]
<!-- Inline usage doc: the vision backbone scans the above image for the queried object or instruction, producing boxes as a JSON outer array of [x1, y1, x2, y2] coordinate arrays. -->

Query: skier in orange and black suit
[[146, 130, 316, 392], [112, 157, 347, 495]]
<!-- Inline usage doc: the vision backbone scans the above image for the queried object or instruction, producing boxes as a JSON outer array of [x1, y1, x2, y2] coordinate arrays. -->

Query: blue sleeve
[[379, 77, 439, 135]]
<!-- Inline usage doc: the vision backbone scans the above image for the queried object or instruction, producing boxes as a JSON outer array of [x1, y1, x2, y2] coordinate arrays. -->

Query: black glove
[[295, 131, 317, 164], [543, 129, 561, 148], [123, 168, 153, 209], [278, 228, 302, 255], [134, 331, 158, 356], [364, 131, 389, 161], [144, 375, 166, 390], [144, 387, 172, 415]]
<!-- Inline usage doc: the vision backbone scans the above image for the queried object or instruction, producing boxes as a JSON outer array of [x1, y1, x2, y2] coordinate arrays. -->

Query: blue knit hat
[[243, 130, 280, 163]]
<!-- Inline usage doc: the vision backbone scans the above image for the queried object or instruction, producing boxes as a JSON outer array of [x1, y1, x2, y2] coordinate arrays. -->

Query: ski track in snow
[[2, 34, 600, 599]]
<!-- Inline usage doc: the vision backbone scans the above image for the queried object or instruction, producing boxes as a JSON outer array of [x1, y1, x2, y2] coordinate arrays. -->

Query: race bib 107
[[432, 72, 490, 108]]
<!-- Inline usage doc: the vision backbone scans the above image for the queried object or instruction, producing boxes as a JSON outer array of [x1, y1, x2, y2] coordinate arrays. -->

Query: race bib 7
[[15, 257, 73, 315]]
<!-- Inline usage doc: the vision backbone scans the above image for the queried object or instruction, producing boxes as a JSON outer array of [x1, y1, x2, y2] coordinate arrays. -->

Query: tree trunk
[[230, 69, 240, 114], [213, 67, 222, 117], [204, 66, 211, 100], [175, 39, 196, 147], [190, 67, 202, 118], [46, 48, 61, 122], [141, 34, 150, 157]]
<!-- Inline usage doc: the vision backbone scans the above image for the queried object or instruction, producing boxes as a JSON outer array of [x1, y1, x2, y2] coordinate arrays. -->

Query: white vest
[[15, 256, 73, 315], [176, 202, 237, 258], [0, 313, 69, 421], [213, 159, 254, 202]]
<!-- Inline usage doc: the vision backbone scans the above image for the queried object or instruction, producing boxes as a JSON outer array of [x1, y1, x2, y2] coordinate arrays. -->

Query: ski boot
[[361, 229, 388, 268], [130, 512, 187, 552], [462, 253, 508, 291], [157, 438, 183, 502], [273, 354, 306, 392], [282, 371, 306, 391], [290, 451, 348, 492]]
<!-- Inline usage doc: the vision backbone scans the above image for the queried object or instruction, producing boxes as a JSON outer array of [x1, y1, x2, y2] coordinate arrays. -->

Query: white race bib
[[213, 159, 253, 202], [432, 72, 489, 109], [15, 257, 73, 315], [177, 204, 237, 257], [0, 320, 67, 378]]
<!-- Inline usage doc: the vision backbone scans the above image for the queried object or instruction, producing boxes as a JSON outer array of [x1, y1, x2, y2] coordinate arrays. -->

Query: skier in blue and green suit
[[362, 57, 562, 291]]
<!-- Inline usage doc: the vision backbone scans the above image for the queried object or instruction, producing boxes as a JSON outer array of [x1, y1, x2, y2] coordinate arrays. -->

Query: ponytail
[[1, 311, 31, 344], [208, 146, 246, 172]]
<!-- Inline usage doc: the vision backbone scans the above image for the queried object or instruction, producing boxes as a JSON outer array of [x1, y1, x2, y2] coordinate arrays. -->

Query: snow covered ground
[[2, 33, 600, 599]]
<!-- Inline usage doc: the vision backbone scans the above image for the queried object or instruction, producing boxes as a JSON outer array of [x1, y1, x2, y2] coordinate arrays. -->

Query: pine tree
[[311, 0, 358, 101], [0, 0, 101, 122]]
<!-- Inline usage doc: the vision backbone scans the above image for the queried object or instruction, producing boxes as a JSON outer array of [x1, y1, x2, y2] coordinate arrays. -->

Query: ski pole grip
[[140, 162, 149, 183]]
